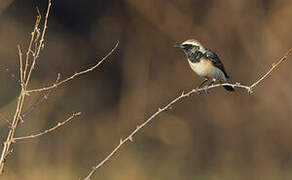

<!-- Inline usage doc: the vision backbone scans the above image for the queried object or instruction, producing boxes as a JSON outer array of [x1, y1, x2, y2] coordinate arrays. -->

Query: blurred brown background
[[0, 0, 292, 179]]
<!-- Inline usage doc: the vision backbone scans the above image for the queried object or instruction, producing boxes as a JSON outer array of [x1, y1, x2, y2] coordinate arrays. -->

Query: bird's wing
[[204, 50, 229, 78]]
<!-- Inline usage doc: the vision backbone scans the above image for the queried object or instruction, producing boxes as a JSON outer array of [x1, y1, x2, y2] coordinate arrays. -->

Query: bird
[[174, 39, 234, 92]]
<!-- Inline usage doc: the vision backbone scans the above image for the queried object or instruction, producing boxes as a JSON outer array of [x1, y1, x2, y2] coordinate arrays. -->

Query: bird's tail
[[220, 72, 234, 91], [223, 85, 235, 91]]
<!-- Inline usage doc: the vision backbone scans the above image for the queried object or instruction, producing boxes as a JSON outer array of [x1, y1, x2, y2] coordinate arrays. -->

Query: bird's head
[[174, 39, 206, 54]]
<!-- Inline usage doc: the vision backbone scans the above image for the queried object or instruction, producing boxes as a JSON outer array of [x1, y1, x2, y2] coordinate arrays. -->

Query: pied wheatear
[[174, 39, 234, 92]]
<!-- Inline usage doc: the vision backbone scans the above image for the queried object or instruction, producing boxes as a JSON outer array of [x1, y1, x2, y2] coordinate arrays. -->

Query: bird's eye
[[182, 44, 193, 49]]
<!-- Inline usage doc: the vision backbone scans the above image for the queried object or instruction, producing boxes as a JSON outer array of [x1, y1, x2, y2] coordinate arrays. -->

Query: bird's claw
[[195, 87, 201, 95], [204, 86, 209, 94]]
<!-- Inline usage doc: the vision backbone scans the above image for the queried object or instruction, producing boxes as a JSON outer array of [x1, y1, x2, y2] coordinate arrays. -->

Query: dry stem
[[83, 48, 291, 180], [13, 112, 81, 141], [26, 42, 119, 94], [17, 45, 23, 85], [0, 0, 52, 174], [23, 15, 41, 82], [20, 74, 60, 122], [24, 1, 51, 87], [0, 0, 118, 174]]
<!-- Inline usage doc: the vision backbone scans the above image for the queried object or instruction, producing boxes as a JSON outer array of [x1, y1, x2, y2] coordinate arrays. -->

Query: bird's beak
[[173, 44, 184, 48]]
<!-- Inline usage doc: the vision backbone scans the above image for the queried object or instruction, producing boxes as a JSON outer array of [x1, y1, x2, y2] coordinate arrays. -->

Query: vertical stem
[[0, 0, 52, 174], [25, 0, 51, 87], [0, 94, 26, 173]]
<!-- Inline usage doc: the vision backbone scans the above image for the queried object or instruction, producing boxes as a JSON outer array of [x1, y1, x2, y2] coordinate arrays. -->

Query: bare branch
[[26, 41, 119, 94], [13, 112, 81, 141], [25, 0, 51, 87], [20, 73, 61, 122], [0, 0, 52, 174], [0, 0, 118, 173], [83, 48, 291, 180], [23, 15, 41, 82], [17, 45, 23, 85], [250, 48, 292, 90]]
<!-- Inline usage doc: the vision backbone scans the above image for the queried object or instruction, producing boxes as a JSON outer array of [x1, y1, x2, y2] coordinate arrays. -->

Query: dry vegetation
[[0, 0, 118, 176], [84, 47, 291, 179], [0, 0, 292, 179]]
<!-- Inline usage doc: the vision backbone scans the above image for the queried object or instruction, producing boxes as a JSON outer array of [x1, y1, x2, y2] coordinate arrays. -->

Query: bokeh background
[[0, 0, 292, 179]]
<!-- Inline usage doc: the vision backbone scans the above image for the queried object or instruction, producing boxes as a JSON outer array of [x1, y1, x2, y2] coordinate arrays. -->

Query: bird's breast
[[188, 58, 214, 76], [188, 58, 226, 81]]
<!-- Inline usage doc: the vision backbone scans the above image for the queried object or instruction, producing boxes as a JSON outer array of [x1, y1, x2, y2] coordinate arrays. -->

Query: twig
[[0, 0, 119, 173], [0, 0, 52, 174], [24, 0, 51, 87], [13, 112, 81, 141], [23, 15, 41, 82], [26, 41, 119, 94], [249, 48, 292, 90], [17, 45, 23, 85], [83, 48, 291, 180], [19, 73, 61, 123]]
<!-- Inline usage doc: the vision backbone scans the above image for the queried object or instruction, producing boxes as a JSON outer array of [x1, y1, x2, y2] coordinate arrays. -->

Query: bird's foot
[[204, 86, 209, 94], [195, 87, 201, 95]]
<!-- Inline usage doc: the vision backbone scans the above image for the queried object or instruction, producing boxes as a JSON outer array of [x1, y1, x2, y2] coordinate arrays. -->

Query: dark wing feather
[[204, 49, 229, 78]]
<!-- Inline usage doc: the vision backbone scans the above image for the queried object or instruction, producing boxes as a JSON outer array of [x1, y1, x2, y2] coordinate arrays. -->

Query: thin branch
[[26, 41, 119, 94], [250, 48, 292, 90], [13, 112, 81, 141], [19, 73, 61, 123], [83, 48, 291, 180], [17, 45, 23, 85], [0, 90, 25, 174], [0, 0, 52, 174], [25, 0, 51, 87], [23, 15, 41, 82], [0, 0, 118, 173]]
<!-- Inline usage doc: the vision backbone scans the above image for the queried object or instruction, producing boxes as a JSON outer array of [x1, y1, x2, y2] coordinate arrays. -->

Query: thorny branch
[[23, 14, 41, 83], [0, 0, 51, 174], [0, 0, 118, 174], [83, 48, 292, 180], [26, 42, 119, 94], [19, 74, 61, 123], [13, 112, 81, 141], [17, 45, 23, 85], [24, 0, 51, 88]]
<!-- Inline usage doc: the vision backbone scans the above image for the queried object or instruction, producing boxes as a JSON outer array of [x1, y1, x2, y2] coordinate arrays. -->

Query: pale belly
[[188, 59, 226, 81]]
